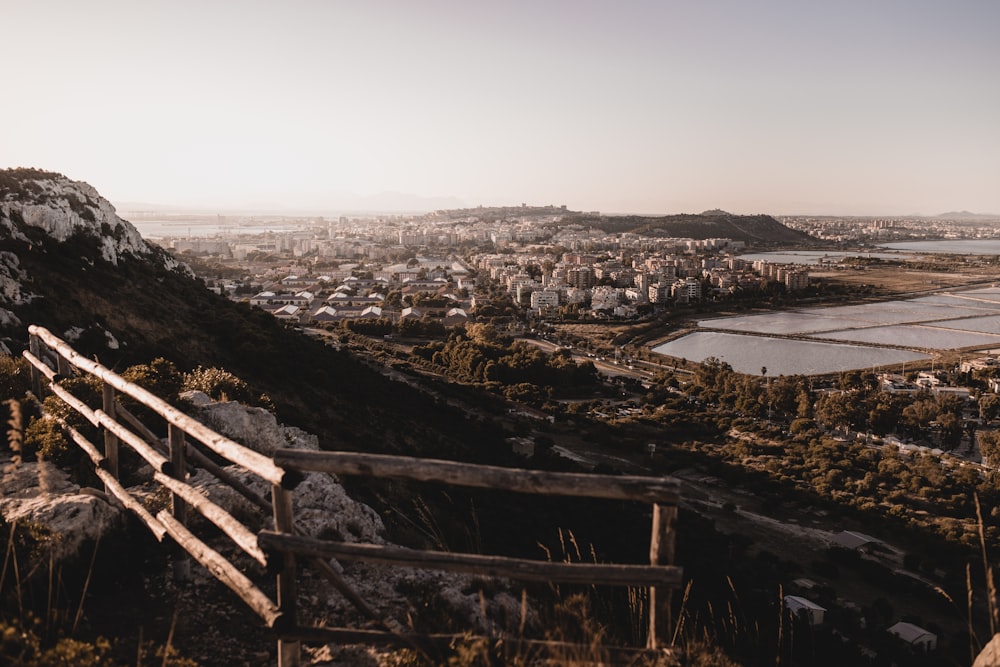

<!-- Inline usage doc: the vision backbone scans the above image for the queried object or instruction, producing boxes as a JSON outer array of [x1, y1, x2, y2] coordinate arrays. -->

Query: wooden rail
[[21, 325, 684, 665], [272, 450, 681, 504], [23, 326, 298, 663], [28, 325, 292, 488], [271, 450, 683, 656]]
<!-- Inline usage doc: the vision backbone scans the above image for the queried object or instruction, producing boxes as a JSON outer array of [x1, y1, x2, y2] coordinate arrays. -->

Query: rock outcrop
[[0, 454, 122, 560], [179, 393, 528, 637], [0, 168, 157, 266]]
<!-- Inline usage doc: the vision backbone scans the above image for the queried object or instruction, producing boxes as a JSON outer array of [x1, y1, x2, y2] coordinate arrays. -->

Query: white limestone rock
[[0, 251, 36, 306], [0, 454, 122, 561], [180, 394, 318, 455], [5, 176, 151, 264], [181, 396, 384, 543], [0, 170, 189, 286]]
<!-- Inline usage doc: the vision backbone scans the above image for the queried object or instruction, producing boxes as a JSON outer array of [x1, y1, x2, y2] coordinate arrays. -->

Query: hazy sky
[[3, 1, 999, 215]]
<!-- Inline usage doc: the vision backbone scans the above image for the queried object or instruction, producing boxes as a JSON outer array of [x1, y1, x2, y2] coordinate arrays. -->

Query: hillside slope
[[0, 168, 504, 458], [563, 209, 816, 245]]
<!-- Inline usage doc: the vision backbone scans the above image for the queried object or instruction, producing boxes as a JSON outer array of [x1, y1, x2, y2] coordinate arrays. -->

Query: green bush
[[22, 416, 73, 465], [120, 358, 183, 403], [0, 356, 31, 402], [181, 366, 272, 409]]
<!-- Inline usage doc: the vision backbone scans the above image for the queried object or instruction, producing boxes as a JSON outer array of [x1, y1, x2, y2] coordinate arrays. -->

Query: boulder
[[0, 454, 121, 560]]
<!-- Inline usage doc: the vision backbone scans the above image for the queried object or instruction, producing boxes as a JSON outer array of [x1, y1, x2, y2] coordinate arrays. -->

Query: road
[[518, 337, 665, 382]]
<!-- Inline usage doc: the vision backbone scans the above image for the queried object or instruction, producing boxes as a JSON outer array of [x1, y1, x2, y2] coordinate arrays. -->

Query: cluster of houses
[[784, 531, 939, 656], [247, 273, 472, 328], [234, 237, 815, 325], [878, 371, 973, 401], [476, 247, 810, 319]]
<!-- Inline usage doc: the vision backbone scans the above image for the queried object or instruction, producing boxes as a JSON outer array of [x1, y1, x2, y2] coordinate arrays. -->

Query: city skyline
[[3, 1, 999, 217]]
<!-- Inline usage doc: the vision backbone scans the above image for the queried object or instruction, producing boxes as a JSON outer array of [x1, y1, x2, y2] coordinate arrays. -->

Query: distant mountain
[[561, 209, 816, 245], [934, 210, 1000, 221], [114, 191, 469, 216]]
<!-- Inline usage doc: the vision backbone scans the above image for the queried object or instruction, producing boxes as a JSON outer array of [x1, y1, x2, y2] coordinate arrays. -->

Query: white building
[[530, 289, 560, 309], [888, 621, 937, 651], [591, 286, 623, 311], [648, 283, 670, 303], [784, 596, 826, 625], [672, 277, 702, 302]]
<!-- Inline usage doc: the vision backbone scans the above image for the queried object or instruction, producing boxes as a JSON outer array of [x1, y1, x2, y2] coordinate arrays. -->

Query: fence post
[[101, 383, 119, 483], [272, 484, 300, 667], [168, 424, 191, 582], [28, 333, 43, 398], [55, 352, 72, 379], [647, 502, 677, 650]]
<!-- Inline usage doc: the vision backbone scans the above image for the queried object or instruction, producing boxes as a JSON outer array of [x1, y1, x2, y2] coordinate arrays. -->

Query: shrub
[[23, 415, 73, 465], [120, 358, 183, 403], [0, 355, 31, 402], [181, 366, 271, 408]]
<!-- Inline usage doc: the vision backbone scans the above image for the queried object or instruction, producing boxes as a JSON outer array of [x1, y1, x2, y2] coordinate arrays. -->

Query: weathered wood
[[168, 425, 188, 521], [272, 485, 300, 667], [115, 403, 164, 448], [156, 510, 283, 628], [304, 553, 386, 626], [272, 450, 681, 505], [152, 471, 267, 567], [168, 424, 192, 582], [101, 383, 119, 481], [28, 326, 290, 488], [56, 352, 72, 378], [184, 439, 274, 514], [28, 324, 686, 662], [40, 408, 168, 542], [257, 532, 683, 588], [94, 409, 169, 474], [117, 405, 258, 495], [647, 503, 678, 650], [95, 467, 168, 542], [22, 350, 56, 382], [46, 382, 101, 427], [27, 334, 43, 398], [55, 418, 106, 467]]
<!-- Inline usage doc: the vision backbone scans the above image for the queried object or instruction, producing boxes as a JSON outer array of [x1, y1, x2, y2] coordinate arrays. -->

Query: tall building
[[567, 266, 595, 289]]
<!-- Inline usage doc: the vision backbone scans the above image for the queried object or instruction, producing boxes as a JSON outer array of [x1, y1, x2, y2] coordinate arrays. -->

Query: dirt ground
[[812, 265, 1000, 294]]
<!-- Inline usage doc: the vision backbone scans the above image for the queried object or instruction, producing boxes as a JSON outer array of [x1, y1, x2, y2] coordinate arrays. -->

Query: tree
[[979, 430, 1000, 467], [814, 391, 865, 430], [839, 370, 863, 391], [980, 393, 1000, 423], [901, 398, 938, 439], [868, 396, 902, 436], [936, 411, 963, 449]]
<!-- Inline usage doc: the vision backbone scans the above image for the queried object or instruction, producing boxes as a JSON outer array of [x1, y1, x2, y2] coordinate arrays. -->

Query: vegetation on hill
[[561, 211, 817, 245]]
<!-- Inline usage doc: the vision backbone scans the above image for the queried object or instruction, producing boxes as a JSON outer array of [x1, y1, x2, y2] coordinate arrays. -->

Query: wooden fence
[[22, 324, 683, 665]]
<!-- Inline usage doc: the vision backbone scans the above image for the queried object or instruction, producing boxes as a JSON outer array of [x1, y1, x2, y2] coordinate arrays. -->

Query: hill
[[0, 168, 505, 458], [561, 209, 816, 245]]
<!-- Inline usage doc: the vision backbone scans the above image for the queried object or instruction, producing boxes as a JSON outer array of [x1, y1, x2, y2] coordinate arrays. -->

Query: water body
[[652, 332, 928, 376], [879, 239, 1000, 255], [130, 220, 302, 239], [658, 286, 1000, 375]]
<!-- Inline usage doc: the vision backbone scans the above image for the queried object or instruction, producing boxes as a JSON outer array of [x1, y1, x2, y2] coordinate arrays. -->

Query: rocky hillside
[[563, 209, 817, 245], [0, 168, 507, 459]]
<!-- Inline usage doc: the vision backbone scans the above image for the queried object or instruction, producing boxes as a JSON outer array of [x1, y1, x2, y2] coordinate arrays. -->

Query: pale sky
[[3, 1, 999, 216]]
